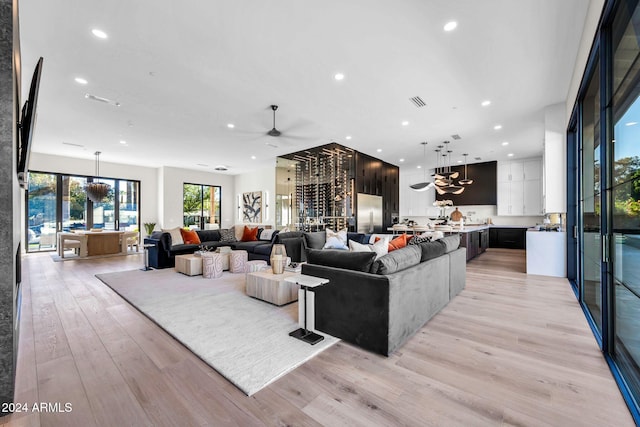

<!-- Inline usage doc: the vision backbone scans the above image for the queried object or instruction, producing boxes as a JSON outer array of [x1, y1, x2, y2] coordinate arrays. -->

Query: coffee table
[[245, 270, 299, 306]]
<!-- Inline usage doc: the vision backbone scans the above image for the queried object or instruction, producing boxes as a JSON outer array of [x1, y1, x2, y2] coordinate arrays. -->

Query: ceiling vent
[[474, 157, 482, 161], [451, 134, 461, 140], [62, 142, 84, 147], [409, 96, 426, 108], [84, 93, 121, 107], [214, 165, 228, 171]]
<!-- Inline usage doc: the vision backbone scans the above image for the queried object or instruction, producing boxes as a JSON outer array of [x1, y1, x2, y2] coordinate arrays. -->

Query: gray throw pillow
[[439, 234, 461, 253], [219, 229, 237, 243], [371, 245, 421, 275], [307, 249, 376, 272]]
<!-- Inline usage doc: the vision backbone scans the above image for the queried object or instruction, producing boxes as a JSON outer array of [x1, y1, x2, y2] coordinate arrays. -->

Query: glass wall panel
[[581, 59, 603, 331], [118, 180, 139, 230], [612, 0, 640, 405], [61, 176, 87, 231], [92, 179, 115, 229], [26, 173, 57, 252]]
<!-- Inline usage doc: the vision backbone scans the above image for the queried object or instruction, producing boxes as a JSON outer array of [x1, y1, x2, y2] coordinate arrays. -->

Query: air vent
[[451, 134, 461, 140], [214, 165, 228, 171], [196, 163, 208, 167], [62, 142, 84, 147], [84, 93, 121, 107], [474, 157, 482, 161], [409, 96, 426, 108]]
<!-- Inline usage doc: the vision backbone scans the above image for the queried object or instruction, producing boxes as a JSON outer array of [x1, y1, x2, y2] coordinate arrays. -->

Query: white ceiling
[[18, 0, 590, 175]]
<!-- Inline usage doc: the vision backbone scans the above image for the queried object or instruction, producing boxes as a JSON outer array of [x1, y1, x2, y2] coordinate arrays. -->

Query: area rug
[[95, 268, 338, 396]]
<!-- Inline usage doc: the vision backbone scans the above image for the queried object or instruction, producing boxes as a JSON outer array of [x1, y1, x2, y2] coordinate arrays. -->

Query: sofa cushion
[[348, 239, 388, 260], [419, 240, 446, 262], [219, 228, 237, 243], [162, 227, 184, 246], [323, 228, 348, 250], [196, 229, 221, 242], [232, 241, 265, 252], [347, 232, 369, 244], [253, 243, 274, 256], [277, 231, 305, 241], [307, 249, 377, 272], [259, 229, 278, 242], [241, 225, 259, 242], [371, 245, 422, 275], [439, 234, 461, 253], [306, 231, 326, 249], [408, 234, 432, 245], [180, 228, 201, 245]]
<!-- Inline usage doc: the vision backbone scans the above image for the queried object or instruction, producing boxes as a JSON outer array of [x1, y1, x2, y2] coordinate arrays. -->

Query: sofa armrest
[[302, 263, 391, 355]]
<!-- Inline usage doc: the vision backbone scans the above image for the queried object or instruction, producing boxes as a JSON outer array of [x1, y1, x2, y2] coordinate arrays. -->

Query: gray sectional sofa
[[301, 235, 466, 356]]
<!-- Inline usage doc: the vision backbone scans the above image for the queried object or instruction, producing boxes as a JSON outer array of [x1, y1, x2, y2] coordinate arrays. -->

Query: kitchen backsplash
[[401, 205, 544, 227]]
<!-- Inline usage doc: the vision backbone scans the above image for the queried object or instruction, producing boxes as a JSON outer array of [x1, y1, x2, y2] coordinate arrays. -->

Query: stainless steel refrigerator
[[357, 193, 383, 234]]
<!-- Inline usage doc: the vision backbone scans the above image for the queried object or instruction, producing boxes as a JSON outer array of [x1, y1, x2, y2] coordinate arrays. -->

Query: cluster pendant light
[[85, 151, 111, 203], [409, 141, 434, 191], [433, 141, 465, 195]]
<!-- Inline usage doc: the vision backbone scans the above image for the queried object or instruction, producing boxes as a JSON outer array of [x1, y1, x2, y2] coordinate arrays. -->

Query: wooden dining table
[[59, 230, 125, 257]]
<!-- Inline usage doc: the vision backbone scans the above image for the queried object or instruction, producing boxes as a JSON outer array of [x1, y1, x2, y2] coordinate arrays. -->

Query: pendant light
[[85, 151, 111, 202], [434, 141, 459, 180], [409, 141, 434, 191], [434, 146, 465, 195], [459, 153, 474, 185]]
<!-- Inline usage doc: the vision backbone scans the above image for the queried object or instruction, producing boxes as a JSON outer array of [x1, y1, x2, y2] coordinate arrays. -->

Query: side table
[[284, 274, 329, 345], [141, 243, 155, 271]]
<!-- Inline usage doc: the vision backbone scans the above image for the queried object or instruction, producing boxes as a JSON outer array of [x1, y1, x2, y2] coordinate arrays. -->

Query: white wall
[[158, 166, 235, 229], [233, 166, 276, 228]]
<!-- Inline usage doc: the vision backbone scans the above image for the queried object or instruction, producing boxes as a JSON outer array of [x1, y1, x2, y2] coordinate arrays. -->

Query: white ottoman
[[245, 260, 268, 273], [202, 253, 223, 279], [230, 250, 248, 273]]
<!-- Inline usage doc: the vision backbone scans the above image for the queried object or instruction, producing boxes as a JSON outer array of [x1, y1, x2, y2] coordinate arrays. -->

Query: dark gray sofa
[[301, 235, 466, 356], [144, 228, 279, 269]]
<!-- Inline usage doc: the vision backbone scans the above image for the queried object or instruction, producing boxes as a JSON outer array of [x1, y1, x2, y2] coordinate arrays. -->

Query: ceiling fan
[[267, 105, 282, 137]]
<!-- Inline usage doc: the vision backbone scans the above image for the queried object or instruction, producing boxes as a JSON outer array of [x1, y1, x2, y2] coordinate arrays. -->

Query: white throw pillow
[[259, 229, 276, 241], [162, 227, 184, 246], [349, 239, 388, 259], [323, 227, 348, 250]]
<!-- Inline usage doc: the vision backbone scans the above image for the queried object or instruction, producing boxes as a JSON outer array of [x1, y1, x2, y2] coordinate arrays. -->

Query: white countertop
[[389, 224, 533, 234]]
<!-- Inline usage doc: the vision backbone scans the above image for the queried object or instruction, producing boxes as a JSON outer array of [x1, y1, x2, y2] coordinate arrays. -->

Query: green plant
[[143, 222, 156, 235]]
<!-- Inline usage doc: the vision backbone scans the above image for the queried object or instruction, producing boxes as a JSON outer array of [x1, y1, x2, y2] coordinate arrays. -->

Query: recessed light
[[377, 149, 382, 153], [402, 121, 409, 126], [502, 141, 509, 146], [494, 125, 502, 130], [91, 28, 108, 39], [417, 165, 422, 169], [334, 73, 345, 81], [399, 158, 405, 162], [626, 121, 638, 126], [481, 100, 491, 107], [75, 77, 88, 85], [251, 155, 256, 160], [119, 140, 127, 145], [444, 21, 457, 32], [457, 160, 463, 163], [227, 123, 235, 128], [345, 135, 352, 140], [508, 153, 514, 157]]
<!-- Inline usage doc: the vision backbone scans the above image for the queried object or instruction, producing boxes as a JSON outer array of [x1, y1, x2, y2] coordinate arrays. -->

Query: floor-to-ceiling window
[[25, 172, 140, 253], [183, 183, 221, 229], [570, 0, 640, 421], [611, 0, 640, 406]]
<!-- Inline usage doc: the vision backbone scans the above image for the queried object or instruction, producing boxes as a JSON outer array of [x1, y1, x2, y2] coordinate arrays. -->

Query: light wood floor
[[1, 248, 635, 427]]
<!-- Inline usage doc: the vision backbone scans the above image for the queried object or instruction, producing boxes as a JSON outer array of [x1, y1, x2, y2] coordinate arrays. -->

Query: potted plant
[[143, 222, 156, 237]]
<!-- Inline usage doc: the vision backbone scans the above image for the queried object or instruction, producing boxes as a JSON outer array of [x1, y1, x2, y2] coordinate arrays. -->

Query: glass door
[[183, 183, 221, 229], [92, 179, 115, 229], [26, 173, 57, 252], [118, 180, 139, 230], [580, 58, 603, 333], [611, 0, 640, 401], [61, 175, 87, 232]]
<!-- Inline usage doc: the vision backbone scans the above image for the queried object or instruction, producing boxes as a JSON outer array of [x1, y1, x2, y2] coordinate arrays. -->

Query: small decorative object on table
[[270, 244, 288, 275], [433, 199, 453, 219], [195, 244, 213, 257], [143, 222, 156, 236]]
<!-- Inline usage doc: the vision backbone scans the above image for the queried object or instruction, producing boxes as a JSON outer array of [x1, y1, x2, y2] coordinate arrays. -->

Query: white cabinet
[[497, 158, 542, 216]]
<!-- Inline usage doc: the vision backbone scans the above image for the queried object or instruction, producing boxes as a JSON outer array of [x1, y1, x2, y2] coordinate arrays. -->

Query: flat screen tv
[[17, 57, 43, 189]]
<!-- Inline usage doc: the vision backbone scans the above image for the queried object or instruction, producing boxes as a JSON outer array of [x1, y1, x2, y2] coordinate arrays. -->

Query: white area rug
[[95, 268, 338, 396]]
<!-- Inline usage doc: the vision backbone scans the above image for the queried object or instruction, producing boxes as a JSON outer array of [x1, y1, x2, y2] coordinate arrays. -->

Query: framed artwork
[[242, 191, 262, 223]]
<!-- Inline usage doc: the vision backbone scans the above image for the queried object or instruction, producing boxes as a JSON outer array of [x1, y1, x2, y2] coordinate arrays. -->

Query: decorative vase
[[270, 244, 287, 274]]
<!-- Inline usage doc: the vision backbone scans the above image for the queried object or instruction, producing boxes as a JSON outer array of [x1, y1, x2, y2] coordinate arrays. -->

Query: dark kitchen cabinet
[[460, 231, 482, 261], [489, 227, 527, 249]]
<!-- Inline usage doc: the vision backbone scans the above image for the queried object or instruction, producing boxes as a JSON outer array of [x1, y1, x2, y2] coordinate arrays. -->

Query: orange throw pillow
[[388, 234, 410, 252], [241, 225, 259, 242], [180, 228, 201, 245]]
